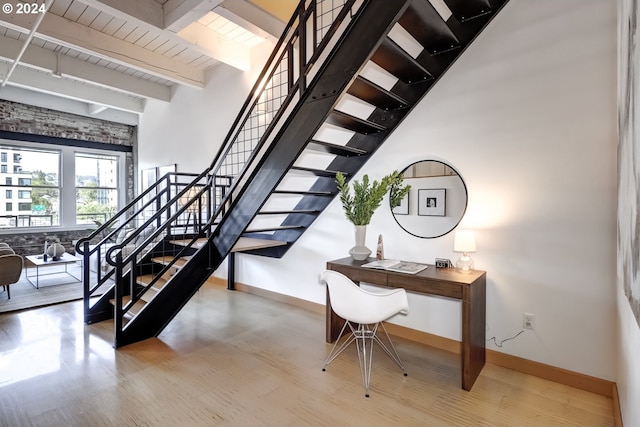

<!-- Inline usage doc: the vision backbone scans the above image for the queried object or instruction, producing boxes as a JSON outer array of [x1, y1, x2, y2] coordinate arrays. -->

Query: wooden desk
[[326, 257, 486, 391]]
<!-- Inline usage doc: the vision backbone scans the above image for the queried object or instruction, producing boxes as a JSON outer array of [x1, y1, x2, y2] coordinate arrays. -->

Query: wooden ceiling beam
[[0, 62, 145, 114], [164, 0, 224, 32], [0, 34, 171, 102], [74, 0, 250, 70]]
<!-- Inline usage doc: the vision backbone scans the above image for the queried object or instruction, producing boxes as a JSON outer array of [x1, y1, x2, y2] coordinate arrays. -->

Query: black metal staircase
[[76, 0, 509, 347]]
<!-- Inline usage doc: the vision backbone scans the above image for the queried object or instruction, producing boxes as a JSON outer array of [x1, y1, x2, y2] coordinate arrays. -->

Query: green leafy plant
[[336, 170, 410, 226]]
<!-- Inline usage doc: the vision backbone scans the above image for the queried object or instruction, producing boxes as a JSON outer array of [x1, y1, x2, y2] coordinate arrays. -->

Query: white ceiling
[[0, 0, 289, 123]]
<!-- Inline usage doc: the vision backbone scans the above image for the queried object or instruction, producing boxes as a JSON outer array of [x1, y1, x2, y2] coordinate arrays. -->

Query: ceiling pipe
[[1, 0, 54, 88]]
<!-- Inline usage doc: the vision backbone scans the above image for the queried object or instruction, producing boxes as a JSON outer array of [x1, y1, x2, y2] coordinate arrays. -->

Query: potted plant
[[336, 170, 410, 260]]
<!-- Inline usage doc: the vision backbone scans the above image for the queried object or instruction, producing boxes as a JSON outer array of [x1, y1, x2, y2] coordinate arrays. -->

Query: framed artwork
[[392, 191, 409, 215], [157, 163, 176, 181], [418, 189, 446, 216], [140, 167, 157, 194]]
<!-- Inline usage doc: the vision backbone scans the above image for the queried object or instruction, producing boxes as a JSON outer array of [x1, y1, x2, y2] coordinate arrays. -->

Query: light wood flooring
[[0, 282, 615, 426]]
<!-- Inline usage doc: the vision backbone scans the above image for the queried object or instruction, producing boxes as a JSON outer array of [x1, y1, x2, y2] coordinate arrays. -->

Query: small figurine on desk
[[376, 234, 384, 260]]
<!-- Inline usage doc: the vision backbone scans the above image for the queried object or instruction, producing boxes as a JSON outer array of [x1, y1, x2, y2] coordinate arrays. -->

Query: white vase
[[47, 243, 66, 259], [349, 225, 372, 261]]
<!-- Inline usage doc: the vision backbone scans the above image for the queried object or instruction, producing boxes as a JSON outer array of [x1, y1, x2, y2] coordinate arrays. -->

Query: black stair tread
[[290, 166, 346, 177], [257, 209, 320, 215], [244, 225, 305, 233], [307, 140, 367, 157], [232, 237, 288, 252], [443, 0, 495, 22], [347, 76, 409, 110], [399, 0, 461, 55], [326, 110, 387, 135], [272, 190, 334, 196], [371, 37, 434, 84]]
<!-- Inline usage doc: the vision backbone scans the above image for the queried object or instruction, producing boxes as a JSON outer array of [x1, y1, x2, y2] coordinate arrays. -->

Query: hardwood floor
[[0, 282, 614, 427]]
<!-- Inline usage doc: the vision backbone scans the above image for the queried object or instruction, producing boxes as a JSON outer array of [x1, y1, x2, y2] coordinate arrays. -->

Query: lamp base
[[456, 254, 474, 273]]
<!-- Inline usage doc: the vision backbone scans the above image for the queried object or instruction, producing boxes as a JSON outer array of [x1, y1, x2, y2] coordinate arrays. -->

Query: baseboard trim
[[612, 383, 623, 427], [210, 278, 618, 404]]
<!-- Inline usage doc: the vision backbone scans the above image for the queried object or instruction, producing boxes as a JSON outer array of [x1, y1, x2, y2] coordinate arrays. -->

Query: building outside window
[[75, 153, 119, 225]]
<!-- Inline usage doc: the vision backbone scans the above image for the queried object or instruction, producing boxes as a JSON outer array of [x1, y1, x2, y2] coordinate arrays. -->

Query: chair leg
[[354, 324, 375, 397], [323, 320, 356, 369], [374, 322, 407, 376]]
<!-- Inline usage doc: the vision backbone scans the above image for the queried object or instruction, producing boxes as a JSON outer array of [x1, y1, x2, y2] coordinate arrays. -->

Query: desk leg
[[325, 286, 346, 343], [461, 275, 486, 391]]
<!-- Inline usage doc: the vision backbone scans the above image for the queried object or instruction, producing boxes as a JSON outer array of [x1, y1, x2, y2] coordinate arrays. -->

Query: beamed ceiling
[[0, 0, 298, 123]]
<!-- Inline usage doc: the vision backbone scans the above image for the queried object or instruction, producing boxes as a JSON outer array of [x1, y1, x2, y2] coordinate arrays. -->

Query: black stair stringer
[[210, 0, 415, 259], [114, 240, 221, 347]]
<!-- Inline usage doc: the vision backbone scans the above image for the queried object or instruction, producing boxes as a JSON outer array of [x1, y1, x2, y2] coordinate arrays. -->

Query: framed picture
[[418, 189, 446, 216], [392, 191, 409, 215], [157, 163, 176, 181], [140, 167, 157, 193]]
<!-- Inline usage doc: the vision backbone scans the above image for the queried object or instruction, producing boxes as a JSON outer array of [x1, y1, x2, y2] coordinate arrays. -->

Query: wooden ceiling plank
[[0, 12, 205, 87], [87, 11, 112, 31], [63, 2, 89, 21], [76, 6, 101, 26], [74, 0, 164, 29]]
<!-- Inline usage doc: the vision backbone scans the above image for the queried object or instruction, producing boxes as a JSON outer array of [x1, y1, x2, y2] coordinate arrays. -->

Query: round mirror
[[390, 160, 467, 239]]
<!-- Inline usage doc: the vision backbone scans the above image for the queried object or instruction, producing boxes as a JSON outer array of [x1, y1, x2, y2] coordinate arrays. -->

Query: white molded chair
[[321, 270, 409, 397]]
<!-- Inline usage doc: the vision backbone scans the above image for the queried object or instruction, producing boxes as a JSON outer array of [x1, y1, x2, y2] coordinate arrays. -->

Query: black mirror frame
[[390, 160, 468, 239]]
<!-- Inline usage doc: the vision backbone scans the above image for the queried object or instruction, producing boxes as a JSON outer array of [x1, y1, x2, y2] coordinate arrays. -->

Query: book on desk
[[361, 259, 428, 274]]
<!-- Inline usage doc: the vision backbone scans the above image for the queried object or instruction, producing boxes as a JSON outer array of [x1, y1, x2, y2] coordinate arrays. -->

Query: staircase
[[76, 0, 509, 348]]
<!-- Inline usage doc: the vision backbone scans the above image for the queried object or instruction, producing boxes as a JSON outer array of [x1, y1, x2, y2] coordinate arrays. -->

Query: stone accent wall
[[0, 229, 99, 256], [0, 99, 134, 146]]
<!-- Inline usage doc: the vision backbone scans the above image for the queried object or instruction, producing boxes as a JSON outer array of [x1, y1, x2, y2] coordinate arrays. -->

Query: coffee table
[[25, 253, 82, 289]]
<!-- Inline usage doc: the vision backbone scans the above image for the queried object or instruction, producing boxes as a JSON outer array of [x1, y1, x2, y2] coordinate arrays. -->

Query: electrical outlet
[[523, 313, 535, 330]]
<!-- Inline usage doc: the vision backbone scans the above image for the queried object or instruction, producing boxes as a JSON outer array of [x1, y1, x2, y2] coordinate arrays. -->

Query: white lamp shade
[[454, 230, 476, 253]]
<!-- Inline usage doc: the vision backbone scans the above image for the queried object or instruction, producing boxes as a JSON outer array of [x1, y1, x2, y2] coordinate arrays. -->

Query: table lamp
[[453, 230, 476, 272]]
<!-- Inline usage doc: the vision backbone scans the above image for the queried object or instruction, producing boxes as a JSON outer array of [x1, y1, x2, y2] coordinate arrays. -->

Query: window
[[0, 141, 126, 230], [1, 152, 6, 162], [75, 153, 119, 225], [0, 146, 59, 227], [1, 165, 6, 173]]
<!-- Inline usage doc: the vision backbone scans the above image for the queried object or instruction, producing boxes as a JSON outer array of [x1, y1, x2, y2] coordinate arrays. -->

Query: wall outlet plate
[[435, 258, 452, 268]]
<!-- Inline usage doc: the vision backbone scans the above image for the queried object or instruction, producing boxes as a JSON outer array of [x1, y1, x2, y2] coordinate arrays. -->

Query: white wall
[[138, 47, 271, 174], [616, 0, 640, 423], [138, 0, 618, 382]]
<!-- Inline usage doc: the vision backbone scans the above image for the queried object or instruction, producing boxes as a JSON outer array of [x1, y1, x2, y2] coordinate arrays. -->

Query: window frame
[[0, 138, 128, 233]]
